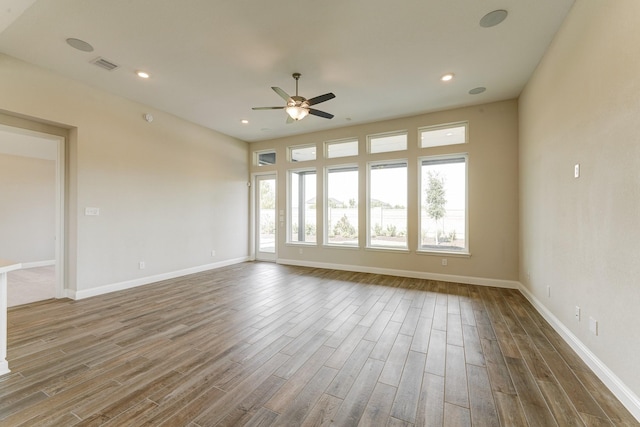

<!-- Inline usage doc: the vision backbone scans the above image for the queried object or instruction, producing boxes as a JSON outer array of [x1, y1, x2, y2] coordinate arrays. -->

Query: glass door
[[255, 174, 277, 261]]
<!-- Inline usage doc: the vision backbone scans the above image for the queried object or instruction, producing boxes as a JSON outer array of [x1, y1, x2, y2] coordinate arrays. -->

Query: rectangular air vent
[[91, 57, 119, 71]]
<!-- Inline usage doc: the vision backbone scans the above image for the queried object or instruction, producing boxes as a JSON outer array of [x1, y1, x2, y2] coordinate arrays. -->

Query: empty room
[[0, 0, 638, 425]]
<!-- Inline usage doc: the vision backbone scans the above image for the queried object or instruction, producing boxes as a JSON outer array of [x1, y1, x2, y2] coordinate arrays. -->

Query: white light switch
[[574, 164, 580, 178], [85, 207, 100, 216]]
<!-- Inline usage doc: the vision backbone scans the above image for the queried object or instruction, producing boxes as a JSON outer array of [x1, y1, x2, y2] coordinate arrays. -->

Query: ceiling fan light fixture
[[286, 106, 309, 121]]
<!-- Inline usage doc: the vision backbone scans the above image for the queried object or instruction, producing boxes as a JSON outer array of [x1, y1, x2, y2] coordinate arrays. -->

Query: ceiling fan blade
[[252, 106, 285, 110], [308, 108, 334, 119], [272, 87, 291, 101], [307, 92, 335, 106]]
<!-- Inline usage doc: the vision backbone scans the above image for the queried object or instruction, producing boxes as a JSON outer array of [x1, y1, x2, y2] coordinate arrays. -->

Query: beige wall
[[0, 153, 55, 263], [0, 54, 249, 293], [250, 99, 519, 284], [520, 1, 640, 399]]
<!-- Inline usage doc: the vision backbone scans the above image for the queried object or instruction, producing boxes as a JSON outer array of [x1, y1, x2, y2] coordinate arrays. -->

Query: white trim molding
[[518, 284, 640, 422], [277, 259, 520, 289], [69, 257, 249, 300], [21, 260, 55, 269]]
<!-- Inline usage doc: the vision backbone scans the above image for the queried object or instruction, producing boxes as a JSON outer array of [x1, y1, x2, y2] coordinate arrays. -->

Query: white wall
[[0, 53, 249, 294], [0, 153, 55, 263], [520, 0, 640, 406]]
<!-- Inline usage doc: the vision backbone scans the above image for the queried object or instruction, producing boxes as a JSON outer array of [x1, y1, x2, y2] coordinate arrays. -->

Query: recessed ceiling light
[[469, 87, 486, 95], [480, 10, 508, 28], [441, 73, 454, 82], [66, 38, 94, 52], [136, 71, 150, 79], [241, 119, 249, 124]]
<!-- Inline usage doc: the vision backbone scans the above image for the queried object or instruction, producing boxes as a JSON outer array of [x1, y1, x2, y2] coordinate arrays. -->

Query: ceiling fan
[[252, 73, 335, 123]]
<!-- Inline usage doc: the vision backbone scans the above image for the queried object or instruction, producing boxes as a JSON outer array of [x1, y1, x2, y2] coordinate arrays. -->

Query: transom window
[[368, 131, 407, 154], [255, 150, 276, 166], [419, 122, 467, 148], [325, 138, 358, 158], [289, 145, 317, 162]]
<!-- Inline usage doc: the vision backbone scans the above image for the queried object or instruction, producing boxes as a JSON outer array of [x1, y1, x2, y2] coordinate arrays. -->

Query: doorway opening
[[0, 123, 65, 306]]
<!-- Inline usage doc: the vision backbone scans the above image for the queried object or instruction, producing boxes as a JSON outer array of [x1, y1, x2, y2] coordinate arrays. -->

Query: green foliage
[[425, 171, 447, 222], [333, 215, 356, 238], [425, 170, 447, 244], [260, 182, 275, 209], [385, 224, 397, 237]]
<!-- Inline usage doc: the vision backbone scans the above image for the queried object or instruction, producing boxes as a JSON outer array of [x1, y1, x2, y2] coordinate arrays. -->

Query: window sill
[[286, 242, 318, 247], [323, 244, 360, 250], [365, 246, 410, 254], [416, 249, 471, 258]]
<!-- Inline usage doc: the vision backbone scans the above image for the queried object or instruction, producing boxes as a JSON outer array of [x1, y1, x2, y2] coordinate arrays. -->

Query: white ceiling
[[0, 0, 574, 143]]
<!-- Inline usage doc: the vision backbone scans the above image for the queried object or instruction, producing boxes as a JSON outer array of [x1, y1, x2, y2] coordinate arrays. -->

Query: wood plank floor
[[1, 262, 637, 426]]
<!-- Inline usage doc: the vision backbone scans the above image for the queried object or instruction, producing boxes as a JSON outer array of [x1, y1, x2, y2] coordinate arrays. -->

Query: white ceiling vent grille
[[91, 57, 119, 71]]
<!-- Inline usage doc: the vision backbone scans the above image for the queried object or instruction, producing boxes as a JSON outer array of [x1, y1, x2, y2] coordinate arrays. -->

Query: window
[[368, 161, 407, 249], [419, 122, 467, 148], [369, 131, 407, 154], [256, 150, 276, 166], [326, 138, 358, 158], [289, 145, 316, 162], [289, 169, 316, 243], [326, 166, 358, 246], [419, 155, 468, 253]]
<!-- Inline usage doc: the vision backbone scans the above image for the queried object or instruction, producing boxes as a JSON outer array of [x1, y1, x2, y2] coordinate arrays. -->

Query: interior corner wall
[[0, 153, 55, 263], [519, 0, 640, 402], [0, 53, 250, 294], [249, 99, 519, 285]]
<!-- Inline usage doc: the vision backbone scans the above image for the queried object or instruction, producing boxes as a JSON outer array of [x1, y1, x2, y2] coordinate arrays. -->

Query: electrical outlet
[[441, 258, 448, 266], [211, 250, 216, 257], [139, 261, 145, 269], [589, 317, 598, 335], [575, 306, 580, 321], [574, 163, 580, 178]]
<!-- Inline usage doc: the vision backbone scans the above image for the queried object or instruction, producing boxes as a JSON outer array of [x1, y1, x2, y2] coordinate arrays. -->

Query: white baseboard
[[69, 256, 249, 300], [21, 260, 55, 269], [518, 284, 640, 422], [276, 258, 520, 289]]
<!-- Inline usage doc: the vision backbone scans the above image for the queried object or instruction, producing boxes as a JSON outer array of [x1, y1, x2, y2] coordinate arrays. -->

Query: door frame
[[252, 172, 277, 262], [0, 124, 65, 299]]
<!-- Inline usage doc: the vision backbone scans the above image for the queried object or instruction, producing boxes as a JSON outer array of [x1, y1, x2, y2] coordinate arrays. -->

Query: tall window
[[420, 155, 468, 253], [326, 166, 358, 246], [368, 161, 407, 249], [289, 169, 316, 243]]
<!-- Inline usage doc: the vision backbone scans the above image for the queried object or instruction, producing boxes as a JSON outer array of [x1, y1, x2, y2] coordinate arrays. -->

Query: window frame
[[324, 164, 359, 248], [366, 159, 409, 251], [254, 149, 277, 166], [417, 153, 470, 255], [418, 121, 468, 149], [287, 167, 317, 245], [288, 144, 317, 162], [325, 138, 359, 159], [367, 130, 408, 154]]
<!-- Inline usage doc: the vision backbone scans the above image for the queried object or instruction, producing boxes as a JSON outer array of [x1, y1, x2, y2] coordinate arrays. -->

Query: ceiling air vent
[[91, 57, 119, 71]]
